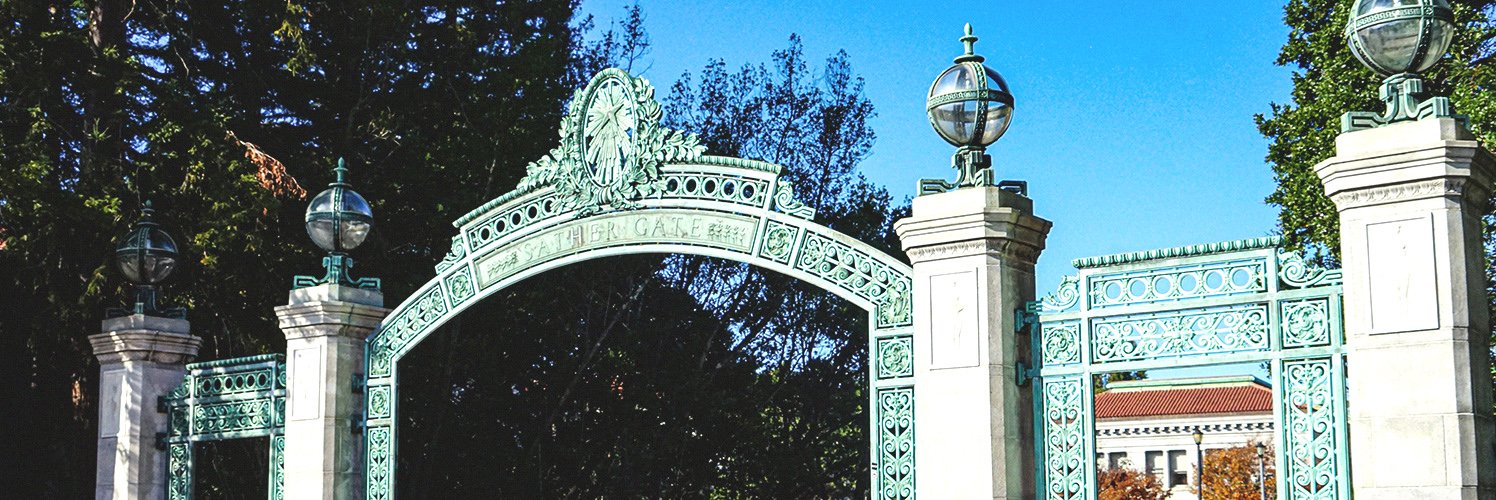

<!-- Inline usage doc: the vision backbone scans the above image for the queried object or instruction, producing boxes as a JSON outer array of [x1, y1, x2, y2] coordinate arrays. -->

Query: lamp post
[[1341, 0, 1458, 131], [294, 158, 380, 290], [920, 23, 1015, 194], [1256, 442, 1268, 500], [109, 201, 185, 318], [1192, 428, 1205, 500]]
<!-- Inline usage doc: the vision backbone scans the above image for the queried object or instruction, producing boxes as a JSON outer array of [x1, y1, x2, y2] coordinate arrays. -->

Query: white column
[[1316, 117, 1496, 500], [895, 186, 1052, 500], [275, 285, 389, 500], [91, 314, 202, 500]]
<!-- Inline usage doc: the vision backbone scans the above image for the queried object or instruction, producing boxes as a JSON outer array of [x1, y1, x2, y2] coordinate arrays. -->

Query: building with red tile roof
[[1094, 375, 1274, 500]]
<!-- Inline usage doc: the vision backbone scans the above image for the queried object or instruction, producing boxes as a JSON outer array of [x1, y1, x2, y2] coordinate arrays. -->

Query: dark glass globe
[[115, 209, 179, 285], [1347, 0, 1455, 76], [305, 185, 373, 253]]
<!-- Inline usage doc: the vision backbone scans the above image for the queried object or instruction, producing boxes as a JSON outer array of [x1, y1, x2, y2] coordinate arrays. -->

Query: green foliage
[[1258, 0, 1496, 263], [0, 1, 598, 496]]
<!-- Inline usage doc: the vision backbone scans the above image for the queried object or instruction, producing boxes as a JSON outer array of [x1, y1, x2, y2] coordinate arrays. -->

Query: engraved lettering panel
[[99, 370, 123, 436], [1366, 216, 1439, 333], [475, 210, 759, 288], [288, 345, 324, 421], [929, 270, 980, 369]]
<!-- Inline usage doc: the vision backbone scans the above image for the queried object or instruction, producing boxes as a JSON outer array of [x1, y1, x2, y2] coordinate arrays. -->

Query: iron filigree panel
[[161, 355, 286, 500], [878, 387, 914, 500], [1034, 238, 1348, 500]]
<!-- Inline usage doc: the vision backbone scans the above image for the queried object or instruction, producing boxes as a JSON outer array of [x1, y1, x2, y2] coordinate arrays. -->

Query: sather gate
[[99, 63, 1495, 500], [358, 68, 917, 500]]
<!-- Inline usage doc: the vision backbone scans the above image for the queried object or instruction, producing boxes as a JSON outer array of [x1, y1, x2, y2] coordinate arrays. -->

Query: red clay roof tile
[[1094, 384, 1272, 418]]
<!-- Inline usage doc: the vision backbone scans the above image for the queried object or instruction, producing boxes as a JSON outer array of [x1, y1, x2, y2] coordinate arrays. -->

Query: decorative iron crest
[[516, 68, 707, 215]]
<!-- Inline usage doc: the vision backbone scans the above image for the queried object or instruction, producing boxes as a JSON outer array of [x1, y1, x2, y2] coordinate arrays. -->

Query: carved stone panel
[[929, 270, 980, 369], [288, 345, 324, 421], [1365, 215, 1439, 334]]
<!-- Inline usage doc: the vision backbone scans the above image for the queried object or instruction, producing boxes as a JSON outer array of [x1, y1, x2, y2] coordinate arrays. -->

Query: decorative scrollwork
[[1041, 276, 1080, 312], [434, 235, 466, 273], [796, 233, 913, 328], [367, 386, 392, 419], [772, 180, 817, 220], [168, 443, 192, 500], [193, 399, 275, 434], [878, 387, 914, 500], [1044, 377, 1088, 500], [877, 337, 914, 379], [269, 435, 285, 500], [1092, 304, 1269, 362], [1278, 250, 1343, 288], [1284, 359, 1343, 500], [1041, 323, 1082, 366], [758, 221, 798, 265], [1282, 298, 1333, 348], [443, 265, 475, 306], [366, 427, 393, 500], [368, 285, 448, 377], [515, 68, 706, 216]]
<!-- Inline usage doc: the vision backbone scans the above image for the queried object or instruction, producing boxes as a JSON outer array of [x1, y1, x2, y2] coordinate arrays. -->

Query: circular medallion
[[581, 78, 638, 187]]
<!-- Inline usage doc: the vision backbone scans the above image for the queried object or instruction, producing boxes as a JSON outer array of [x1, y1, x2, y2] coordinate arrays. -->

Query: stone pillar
[[894, 187, 1051, 500], [275, 284, 388, 500], [1316, 117, 1496, 500], [91, 314, 202, 500]]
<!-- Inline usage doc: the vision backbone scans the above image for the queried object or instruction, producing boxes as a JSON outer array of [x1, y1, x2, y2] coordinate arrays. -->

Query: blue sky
[[577, 0, 1299, 297]]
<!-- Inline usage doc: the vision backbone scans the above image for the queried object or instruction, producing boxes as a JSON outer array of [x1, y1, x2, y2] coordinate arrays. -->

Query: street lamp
[[1342, 0, 1459, 131], [110, 201, 185, 318], [1255, 442, 1268, 500], [1192, 428, 1205, 500], [921, 23, 1015, 194], [294, 158, 381, 290]]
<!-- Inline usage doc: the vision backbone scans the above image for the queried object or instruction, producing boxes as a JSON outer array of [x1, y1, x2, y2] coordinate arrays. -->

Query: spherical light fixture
[[295, 158, 381, 290], [920, 24, 1015, 194], [1341, 0, 1461, 130], [1346, 0, 1454, 76], [111, 201, 185, 318]]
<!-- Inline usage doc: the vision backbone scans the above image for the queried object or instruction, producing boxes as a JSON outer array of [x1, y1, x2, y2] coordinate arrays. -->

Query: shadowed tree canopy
[[0, 1, 628, 496]]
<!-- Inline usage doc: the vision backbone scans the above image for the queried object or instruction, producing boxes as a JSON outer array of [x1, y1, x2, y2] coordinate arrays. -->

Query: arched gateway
[[360, 68, 917, 500]]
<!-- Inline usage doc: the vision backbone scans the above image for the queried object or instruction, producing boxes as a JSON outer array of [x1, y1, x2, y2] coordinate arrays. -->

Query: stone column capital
[[1315, 117, 1496, 212], [894, 187, 1052, 265], [90, 315, 200, 365], [275, 295, 389, 342]]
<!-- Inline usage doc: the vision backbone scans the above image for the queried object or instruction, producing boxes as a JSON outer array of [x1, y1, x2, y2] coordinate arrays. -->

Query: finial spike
[[955, 23, 984, 63], [333, 157, 349, 185]]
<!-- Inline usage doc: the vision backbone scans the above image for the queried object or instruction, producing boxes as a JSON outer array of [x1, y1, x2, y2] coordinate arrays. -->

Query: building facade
[[1094, 376, 1274, 499]]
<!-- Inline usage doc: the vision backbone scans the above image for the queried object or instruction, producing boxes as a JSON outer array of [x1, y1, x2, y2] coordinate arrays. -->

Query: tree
[[1098, 465, 1171, 500], [0, 1, 603, 497], [1258, 0, 1496, 264], [1197, 443, 1277, 500]]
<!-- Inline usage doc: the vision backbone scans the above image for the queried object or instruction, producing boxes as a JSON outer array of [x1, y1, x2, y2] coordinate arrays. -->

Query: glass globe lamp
[[1341, 0, 1460, 130], [296, 158, 381, 290], [921, 24, 1014, 193], [1346, 0, 1454, 76], [111, 201, 185, 318]]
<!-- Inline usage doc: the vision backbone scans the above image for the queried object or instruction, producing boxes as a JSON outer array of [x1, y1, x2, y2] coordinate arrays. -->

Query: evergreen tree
[[0, 1, 599, 496]]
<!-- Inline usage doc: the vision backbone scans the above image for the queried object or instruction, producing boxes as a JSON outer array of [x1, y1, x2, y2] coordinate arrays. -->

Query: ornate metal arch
[[361, 68, 918, 500]]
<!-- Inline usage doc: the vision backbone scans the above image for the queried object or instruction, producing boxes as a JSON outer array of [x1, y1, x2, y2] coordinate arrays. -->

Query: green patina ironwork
[[920, 24, 1015, 195], [1032, 238, 1349, 500], [295, 159, 382, 291], [362, 68, 917, 500], [161, 354, 287, 500]]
